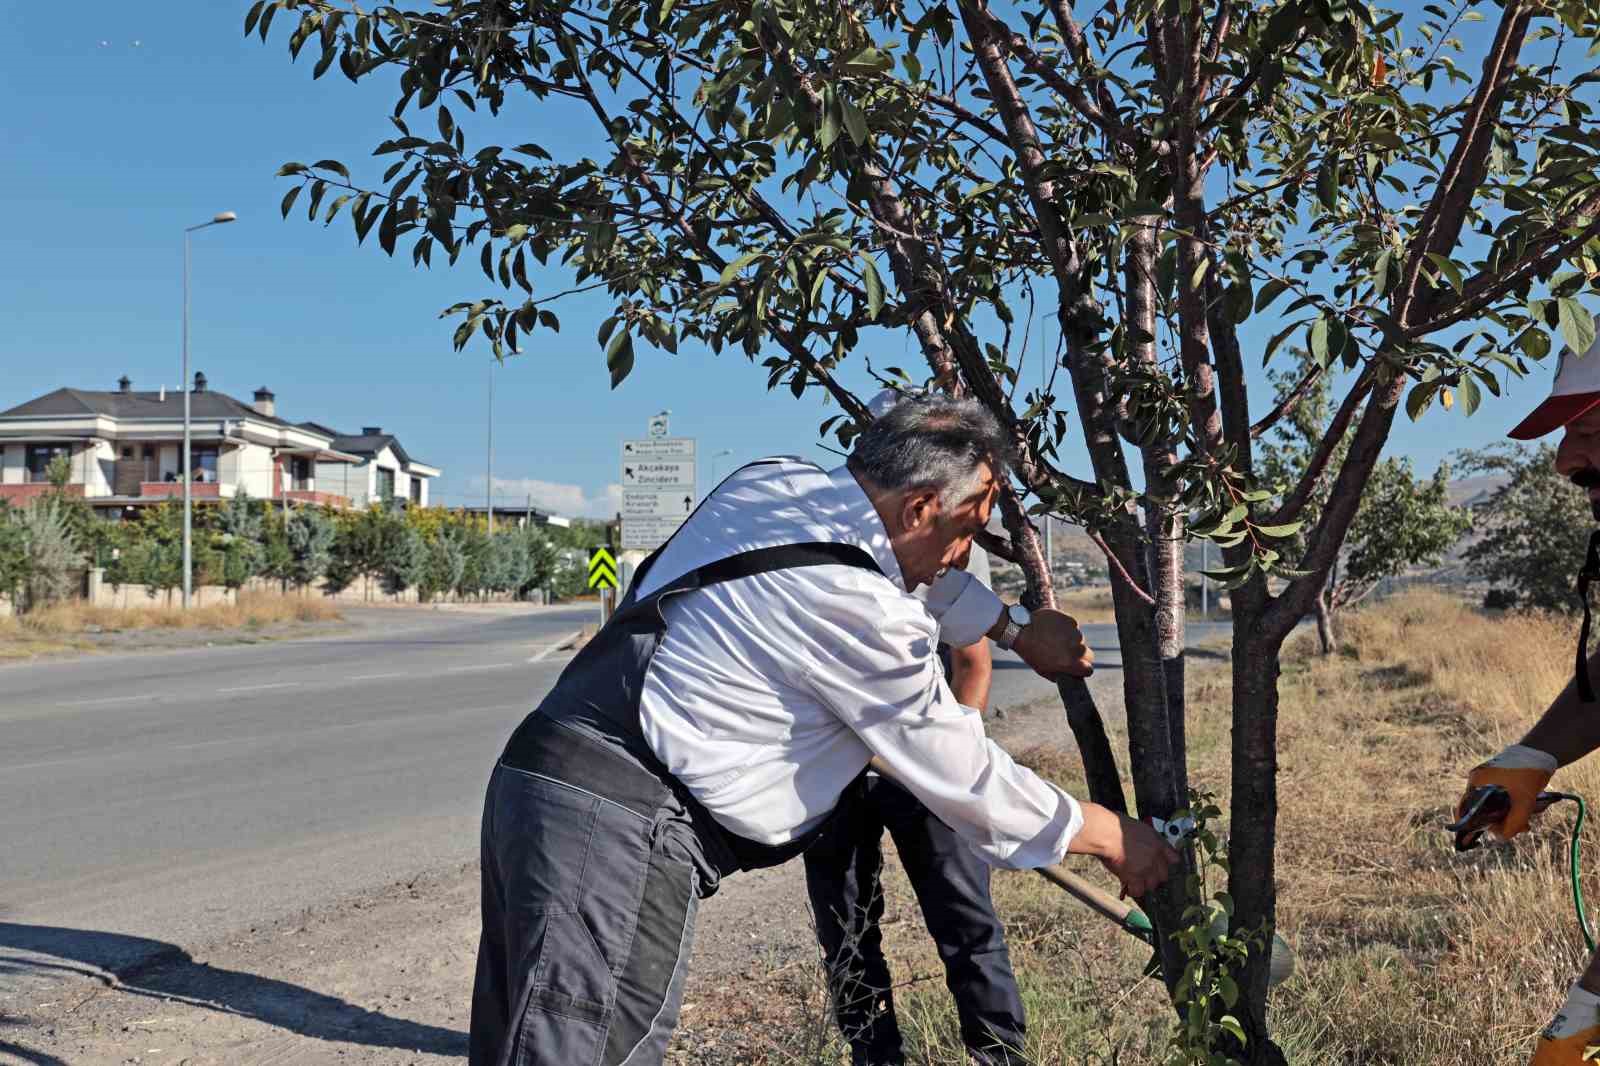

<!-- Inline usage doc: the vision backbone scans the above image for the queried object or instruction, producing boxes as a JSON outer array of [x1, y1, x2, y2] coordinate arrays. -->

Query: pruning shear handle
[[1448, 784, 1559, 853]]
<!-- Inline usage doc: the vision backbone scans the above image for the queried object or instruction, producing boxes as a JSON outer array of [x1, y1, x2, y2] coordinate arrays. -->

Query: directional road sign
[[621, 459, 695, 488], [621, 437, 696, 551], [622, 438, 696, 459], [588, 547, 618, 590], [622, 488, 694, 518]]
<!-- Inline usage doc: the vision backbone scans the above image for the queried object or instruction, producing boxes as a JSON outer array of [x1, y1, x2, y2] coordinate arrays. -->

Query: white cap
[[1508, 311, 1600, 440]]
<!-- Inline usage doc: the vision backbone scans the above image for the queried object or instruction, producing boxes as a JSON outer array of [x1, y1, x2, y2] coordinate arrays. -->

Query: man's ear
[[899, 489, 941, 533]]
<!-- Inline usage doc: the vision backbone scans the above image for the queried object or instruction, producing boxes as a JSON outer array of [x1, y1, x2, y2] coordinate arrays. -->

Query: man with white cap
[[1454, 310, 1600, 1065]]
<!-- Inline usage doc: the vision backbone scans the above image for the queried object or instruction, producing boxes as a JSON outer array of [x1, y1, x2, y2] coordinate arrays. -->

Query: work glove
[[1531, 985, 1600, 1065], [1460, 743, 1557, 842]]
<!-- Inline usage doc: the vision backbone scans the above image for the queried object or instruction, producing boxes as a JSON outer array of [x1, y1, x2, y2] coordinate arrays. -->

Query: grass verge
[[0, 592, 342, 660], [693, 590, 1595, 1063]]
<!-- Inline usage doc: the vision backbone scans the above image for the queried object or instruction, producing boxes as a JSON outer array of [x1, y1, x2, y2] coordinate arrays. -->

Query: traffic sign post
[[589, 546, 618, 626], [621, 434, 696, 552]]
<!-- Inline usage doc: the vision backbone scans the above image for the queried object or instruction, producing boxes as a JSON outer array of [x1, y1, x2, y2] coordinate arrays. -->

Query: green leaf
[[819, 98, 841, 149], [1255, 278, 1291, 313], [840, 97, 868, 147], [1405, 382, 1436, 421], [1559, 296, 1597, 355], [719, 251, 761, 286], [838, 47, 893, 74], [606, 329, 635, 389], [1309, 315, 1330, 365], [280, 184, 302, 219], [1459, 372, 1483, 415], [858, 253, 885, 320], [1372, 250, 1394, 295], [311, 158, 350, 179], [1218, 1015, 1248, 1045], [1253, 521, 1304, 538], [1426, 252, 1464, 293], [1316, 155, 1339, 210]]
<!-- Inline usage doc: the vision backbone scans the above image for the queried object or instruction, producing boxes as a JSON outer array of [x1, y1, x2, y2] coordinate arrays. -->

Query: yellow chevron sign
[[587, 547, 618, 590]]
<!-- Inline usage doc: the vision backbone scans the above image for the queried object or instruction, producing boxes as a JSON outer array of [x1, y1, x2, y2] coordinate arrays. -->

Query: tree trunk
[[994, 482, 1129, 815], [1226, 607, 1290, 1066], [1314, 591, 1335, 656]]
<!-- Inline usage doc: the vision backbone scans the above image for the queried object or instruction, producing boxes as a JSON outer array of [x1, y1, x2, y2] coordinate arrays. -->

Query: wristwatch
[[996, 603, 1031, 650]]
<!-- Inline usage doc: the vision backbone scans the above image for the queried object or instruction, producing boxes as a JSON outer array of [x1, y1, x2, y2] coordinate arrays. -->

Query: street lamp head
[[213, 211, 237, 224]]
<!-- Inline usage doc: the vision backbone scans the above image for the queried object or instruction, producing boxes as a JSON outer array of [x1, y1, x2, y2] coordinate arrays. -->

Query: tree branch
[[1249, 363, 1326, 439], [1263, 368, 1373, 527]]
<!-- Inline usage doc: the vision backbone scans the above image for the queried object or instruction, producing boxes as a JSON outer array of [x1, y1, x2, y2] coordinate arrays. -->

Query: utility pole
[[181, 210, 236, 609], [486, 359, 495, 534], [1201, 538, 1209, 620]]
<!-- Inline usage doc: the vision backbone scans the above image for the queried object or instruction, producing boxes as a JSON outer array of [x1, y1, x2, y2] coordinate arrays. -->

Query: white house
[[297, 424, 442, 507], [0, 375, 441, 513]]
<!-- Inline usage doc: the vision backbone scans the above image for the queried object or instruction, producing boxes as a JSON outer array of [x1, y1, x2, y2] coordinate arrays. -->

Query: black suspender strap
[[1577, 530, 1600, 703]]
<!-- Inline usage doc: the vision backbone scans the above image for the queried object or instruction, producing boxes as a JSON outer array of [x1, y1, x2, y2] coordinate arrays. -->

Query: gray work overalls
[[469, 502, 881, 1066]]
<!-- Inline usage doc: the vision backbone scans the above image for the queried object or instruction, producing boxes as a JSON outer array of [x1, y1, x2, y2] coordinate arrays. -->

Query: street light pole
[[181, 211, 236, 609], [710, 448, 732, 492], [486, 360, 495, 534]]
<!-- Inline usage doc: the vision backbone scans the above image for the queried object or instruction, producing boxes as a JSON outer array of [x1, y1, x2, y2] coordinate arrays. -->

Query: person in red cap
[[1457, 310, 1600, 1065]]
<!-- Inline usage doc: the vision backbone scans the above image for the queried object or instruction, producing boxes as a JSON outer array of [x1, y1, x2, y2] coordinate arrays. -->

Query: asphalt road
[[0, 607, 1228, 986]]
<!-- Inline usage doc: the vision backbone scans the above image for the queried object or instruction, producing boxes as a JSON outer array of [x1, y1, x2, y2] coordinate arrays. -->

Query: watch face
[[1008, 603, 1032, 627]]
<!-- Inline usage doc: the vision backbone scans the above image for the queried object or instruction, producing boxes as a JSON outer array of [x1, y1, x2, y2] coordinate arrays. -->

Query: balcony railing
[[0, 483, 86, 504]]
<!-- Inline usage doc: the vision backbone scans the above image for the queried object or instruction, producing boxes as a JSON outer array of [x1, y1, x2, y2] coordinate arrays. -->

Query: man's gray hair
[[851, 392, 1012, 505]]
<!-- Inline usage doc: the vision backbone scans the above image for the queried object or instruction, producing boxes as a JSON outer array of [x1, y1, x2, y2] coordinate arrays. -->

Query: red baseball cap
[[1508, 312, 1600, 440]]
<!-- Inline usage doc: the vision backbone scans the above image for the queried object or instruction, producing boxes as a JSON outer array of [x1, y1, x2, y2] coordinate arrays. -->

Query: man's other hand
[[1012, 608, 1094, 679], [1070, 804, 1180, 898]]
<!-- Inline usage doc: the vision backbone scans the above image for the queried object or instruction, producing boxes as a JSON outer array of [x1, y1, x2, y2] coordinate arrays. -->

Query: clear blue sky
[[0, 3, 1558, 518]]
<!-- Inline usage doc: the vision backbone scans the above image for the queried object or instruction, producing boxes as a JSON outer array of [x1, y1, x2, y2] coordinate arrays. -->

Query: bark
[[995, 481, 1129, 815], [1314, 591, 1334, 656], [1227, 626, 1290, 1066]]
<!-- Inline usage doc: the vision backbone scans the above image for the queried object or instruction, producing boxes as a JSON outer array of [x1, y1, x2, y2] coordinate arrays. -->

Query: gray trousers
[[470, 762, 709, 1066]]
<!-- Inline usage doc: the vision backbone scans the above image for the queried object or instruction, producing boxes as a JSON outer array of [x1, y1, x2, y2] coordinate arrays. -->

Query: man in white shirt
[[470, 393, 1178, 1066]]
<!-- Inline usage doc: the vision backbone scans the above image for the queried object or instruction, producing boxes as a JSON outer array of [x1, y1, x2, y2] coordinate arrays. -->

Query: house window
[[410, 477, 422, 505], [291, 457, 312, 490], [376, 467, 395, 501], [189, 446, 219, 484], [25, 443, 72, 483]]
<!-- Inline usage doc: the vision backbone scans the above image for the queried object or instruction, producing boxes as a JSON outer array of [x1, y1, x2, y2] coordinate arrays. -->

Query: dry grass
[[1055, 587, 1118, 624], [0, 592, 341, 659], [732, 590, 1593, 1064]]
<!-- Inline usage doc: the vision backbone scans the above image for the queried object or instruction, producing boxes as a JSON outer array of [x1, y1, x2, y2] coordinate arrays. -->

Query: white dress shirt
[[635, 460, 1083, 870]]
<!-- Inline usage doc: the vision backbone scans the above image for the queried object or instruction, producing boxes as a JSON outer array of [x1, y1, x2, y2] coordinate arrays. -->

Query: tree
[[423, 524, 468, 600], [1462, 442, 1590, 613], [285, 506, 338, 588], [18, 498, 83, 611], [326, 506, 394, 596], [0, 502, 28, 608], [256, 0, 1600, 1055], [383, 522, 429, 593], [217, 492, 267, 590], [1260, 351, 1472, 652]]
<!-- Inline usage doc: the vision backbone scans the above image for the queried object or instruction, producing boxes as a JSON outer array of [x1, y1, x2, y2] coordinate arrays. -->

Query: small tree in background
[[383, 522, 429, 593], [423, 524, 468, 601], [1463, 442, 1590, 613], [285, 506, 338, 589], [217, 493, 267, 591], [18, 499, 83, 611], [0, 502, 28, 608], [1260, 351, 1472, 652]]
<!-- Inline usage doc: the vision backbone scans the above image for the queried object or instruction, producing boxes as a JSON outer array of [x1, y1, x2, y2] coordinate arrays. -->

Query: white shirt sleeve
[[921, 566, 1003, 649], [795, 584, 1081, 869]]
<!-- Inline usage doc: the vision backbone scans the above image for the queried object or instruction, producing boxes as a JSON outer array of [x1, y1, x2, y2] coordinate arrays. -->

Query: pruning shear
[[1149, 814, 1199, 849], [1447, 784, 1560, 852]]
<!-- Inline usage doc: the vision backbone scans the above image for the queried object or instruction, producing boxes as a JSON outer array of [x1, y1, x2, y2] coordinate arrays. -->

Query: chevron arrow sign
[[587, 547, 618, 590]]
